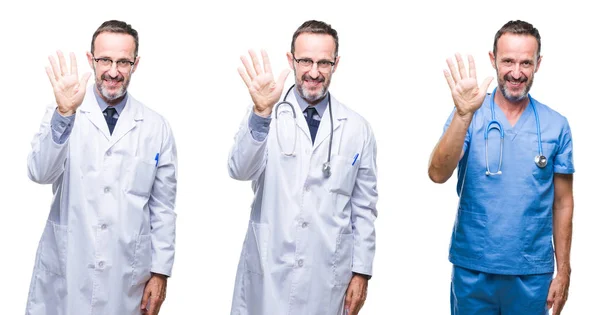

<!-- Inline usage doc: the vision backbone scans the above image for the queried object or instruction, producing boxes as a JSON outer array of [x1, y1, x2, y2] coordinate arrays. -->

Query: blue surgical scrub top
[[443, 92, 575, 275]]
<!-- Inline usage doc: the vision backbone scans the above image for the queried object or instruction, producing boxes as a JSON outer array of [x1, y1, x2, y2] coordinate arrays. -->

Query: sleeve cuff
[[248, 111, 271, 142]]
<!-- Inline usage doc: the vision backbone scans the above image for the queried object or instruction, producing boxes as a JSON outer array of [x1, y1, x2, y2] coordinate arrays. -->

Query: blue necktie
[[104, 107, 117, 135], [304, 107, 319, 144]]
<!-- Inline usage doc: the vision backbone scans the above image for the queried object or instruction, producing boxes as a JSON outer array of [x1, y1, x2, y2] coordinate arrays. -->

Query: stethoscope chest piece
[[535, 155, 547, 168], [322, 162, 332, 178]]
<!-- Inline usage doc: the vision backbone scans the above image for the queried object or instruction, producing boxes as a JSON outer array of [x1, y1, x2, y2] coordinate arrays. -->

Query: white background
[[1, 0, 598, 314]]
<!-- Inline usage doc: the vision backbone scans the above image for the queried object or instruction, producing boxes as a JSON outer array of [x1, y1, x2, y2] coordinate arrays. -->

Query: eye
[[117, 60, 132, 67], [299, 59, 313, 66], [317, 60, 333, 67]]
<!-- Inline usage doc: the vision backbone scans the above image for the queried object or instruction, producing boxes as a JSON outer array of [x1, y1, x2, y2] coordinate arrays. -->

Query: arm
[[428, 112, 471, 183], [428, 54, 493, 183], [27, 51, 90, 184], [148, 120, 178, 278], [546, 173, 574, 314], [227, 108, 271, 181], [228, 49, 290, 181], [345, 125, 378, 315]]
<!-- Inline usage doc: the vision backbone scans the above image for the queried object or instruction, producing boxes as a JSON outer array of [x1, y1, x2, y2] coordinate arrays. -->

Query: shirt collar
[[293, 86, 329, 117], [93, 87, 128, 115]]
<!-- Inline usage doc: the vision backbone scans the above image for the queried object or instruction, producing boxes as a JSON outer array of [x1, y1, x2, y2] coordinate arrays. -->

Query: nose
[[308, 63, 320, 78], [107, 63, 120, 77], [509, 63, 523, 79]]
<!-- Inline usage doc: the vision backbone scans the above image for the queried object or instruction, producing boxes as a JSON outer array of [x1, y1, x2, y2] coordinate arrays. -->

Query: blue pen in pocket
[[154, 153, 159, 166], [352, 153, 359, 166]]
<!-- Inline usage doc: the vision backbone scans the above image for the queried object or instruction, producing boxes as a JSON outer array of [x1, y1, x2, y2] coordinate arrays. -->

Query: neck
[[95, 86, 126, 106], [494, 91, 529, 126]]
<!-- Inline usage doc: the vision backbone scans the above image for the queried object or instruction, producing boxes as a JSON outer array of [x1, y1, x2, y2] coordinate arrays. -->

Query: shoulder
[[532, 97, 570, 127]]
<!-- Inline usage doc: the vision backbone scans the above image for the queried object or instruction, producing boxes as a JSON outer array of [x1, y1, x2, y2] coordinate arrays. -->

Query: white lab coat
[[25, 86, 177, 315], [228, 92, 378, 315]]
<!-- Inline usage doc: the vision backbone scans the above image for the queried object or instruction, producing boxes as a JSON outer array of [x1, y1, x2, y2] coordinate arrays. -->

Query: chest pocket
[[328, 154, 360, 196], [126, 157, 158, 197], [532, 142, 556, 181]]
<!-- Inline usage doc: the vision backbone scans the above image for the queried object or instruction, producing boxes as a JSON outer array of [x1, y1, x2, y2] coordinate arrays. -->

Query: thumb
[[344, 288, 354, 312], [141, 288, 151, 310], [480, 76, 494, 94], [546, 291, 555, 311], [277, 69, 291, 87]]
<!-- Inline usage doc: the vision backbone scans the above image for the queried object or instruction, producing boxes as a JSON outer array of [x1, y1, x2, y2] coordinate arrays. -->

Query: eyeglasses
[[293, 56, 335, 72], [93, 57, 135, 70]]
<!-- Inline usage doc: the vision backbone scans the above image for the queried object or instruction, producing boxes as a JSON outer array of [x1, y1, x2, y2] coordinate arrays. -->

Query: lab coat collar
[[286, 90, 347, 149], [79, 85, 144, 144]]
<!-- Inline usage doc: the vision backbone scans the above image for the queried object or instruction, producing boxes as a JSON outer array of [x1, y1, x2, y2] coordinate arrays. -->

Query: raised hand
[[45, 51, 91, 116], [238, 50, 290, 117], [444, 54, 493, 118]]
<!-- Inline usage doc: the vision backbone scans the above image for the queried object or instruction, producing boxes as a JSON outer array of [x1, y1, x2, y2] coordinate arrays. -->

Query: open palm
[[46, 51, 91, 116]]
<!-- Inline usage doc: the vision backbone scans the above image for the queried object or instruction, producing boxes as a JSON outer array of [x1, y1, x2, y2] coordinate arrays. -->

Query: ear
[[131, 56, 140, 74], [488, 51, 496, 70], [86, 51, 94, 69], [286, 52, 294, 70], [534, 55, 543, 73], [332, 55, 340, 73]]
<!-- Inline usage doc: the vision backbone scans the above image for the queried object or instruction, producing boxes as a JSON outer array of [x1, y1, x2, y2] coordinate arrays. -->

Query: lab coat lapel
[[287, 92, 312, 143], [314, 96, 345, 149], [108, 96, 143, 147], [79, 86, 111, 140]]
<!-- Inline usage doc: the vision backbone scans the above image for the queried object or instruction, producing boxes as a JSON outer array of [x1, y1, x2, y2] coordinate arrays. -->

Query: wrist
[[253, 106, 272, 118], [57, 107, 75, 117]]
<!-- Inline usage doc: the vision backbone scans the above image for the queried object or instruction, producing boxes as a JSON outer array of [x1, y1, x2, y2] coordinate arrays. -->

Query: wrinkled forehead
[[496, 33, 539, 59], [93, 32, 136, 59], [293, 33, 336, 60]]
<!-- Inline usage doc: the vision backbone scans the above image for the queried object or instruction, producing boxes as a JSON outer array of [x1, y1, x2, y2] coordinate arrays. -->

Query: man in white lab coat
[[229, 20, 378, 315], [26, 20, 177, 315]]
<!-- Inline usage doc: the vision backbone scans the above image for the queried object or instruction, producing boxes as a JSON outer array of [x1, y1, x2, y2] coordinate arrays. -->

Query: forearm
[[428, 113, 472, 183], [228, 108, 269, 181], [553, 203, 573, 275]]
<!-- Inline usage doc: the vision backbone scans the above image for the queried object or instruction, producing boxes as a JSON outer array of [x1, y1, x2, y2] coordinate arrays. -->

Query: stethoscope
[[485, 87, 546, 176], [274, 85, 333, 178]]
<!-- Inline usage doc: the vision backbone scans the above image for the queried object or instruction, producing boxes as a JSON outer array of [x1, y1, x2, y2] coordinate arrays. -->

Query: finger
[[249, 50, 263, 75], [240, 55, 256, 80], [70, 52, 78, 76], [277, 69, 291, 87], [148, 296, 160, 315], [446, 56, 460, 84], [348, 296, 359, 315], [141, 288, 151, 310], [468, 55, 477, 81], [455, 53, 467, 80], [261, 50, 272, 74], [481, 76, 494, 94], [57, 50, 68, 75], [48, 55, 61, 81], [443, 70, 456, 91], [45, 66, 57, 89], [238, 67, 251, 88], [76, 72, 92, 96]]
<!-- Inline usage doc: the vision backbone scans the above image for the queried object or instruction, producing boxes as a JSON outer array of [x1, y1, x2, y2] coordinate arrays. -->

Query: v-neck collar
[[490, 88, 533, 141]]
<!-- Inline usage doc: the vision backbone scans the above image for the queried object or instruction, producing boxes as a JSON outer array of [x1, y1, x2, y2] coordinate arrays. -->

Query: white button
[[302, 222, 308, 228], [104, 187, 111, 193], [98, 261, 105, 268], [297, 259, 304, 267], [106, 151, 112, 156], [100, 224, 107, 230]]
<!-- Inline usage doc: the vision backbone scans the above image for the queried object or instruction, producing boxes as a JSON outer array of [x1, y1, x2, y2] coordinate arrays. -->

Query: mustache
[[301, 73, 325, 83], [504, 74, 527, 83], [101, 73, 125, 82]]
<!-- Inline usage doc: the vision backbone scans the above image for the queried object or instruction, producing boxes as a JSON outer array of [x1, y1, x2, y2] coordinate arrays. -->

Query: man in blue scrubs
[[428, 20, 574, 314]]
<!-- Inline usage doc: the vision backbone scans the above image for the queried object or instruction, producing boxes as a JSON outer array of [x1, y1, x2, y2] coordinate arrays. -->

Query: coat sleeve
[[228, 106, 269, 181], [148, 118, 178, 277], [27, 104, 70, 184], [350, 123, 378, 277]]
